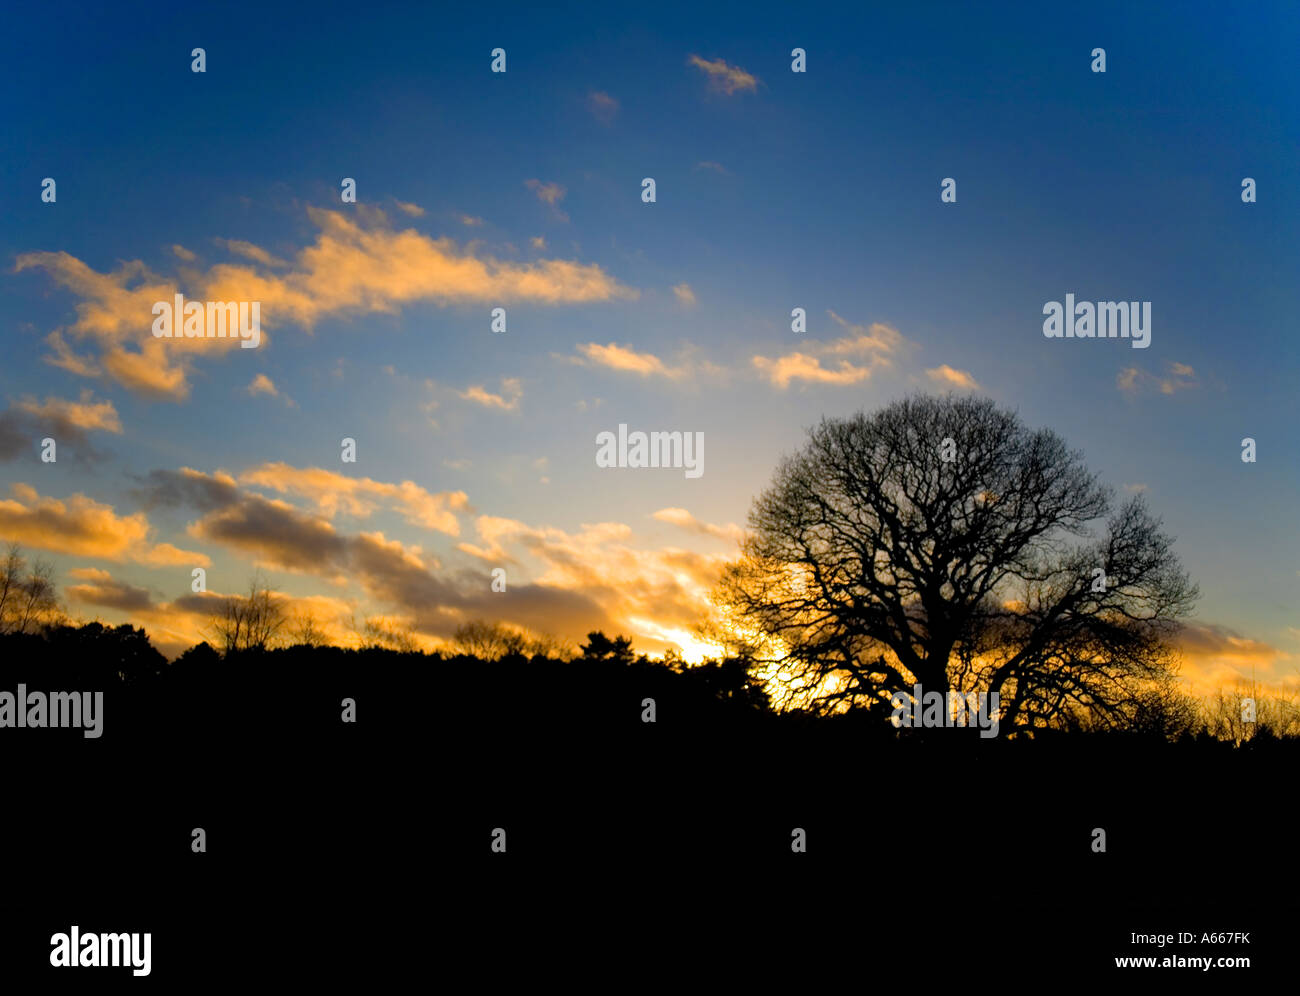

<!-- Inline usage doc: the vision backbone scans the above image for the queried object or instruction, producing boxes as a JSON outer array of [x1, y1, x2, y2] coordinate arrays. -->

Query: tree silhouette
[[208, 573, 287, 656], [453, 619, 528, 659], [714, 394, 1198, 730], [0, 542, 62, 635], [580, 631, 635, 663]]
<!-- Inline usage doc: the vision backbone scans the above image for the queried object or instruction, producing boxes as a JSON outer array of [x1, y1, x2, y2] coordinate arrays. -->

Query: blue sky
[[1, 1, 1296, 689]]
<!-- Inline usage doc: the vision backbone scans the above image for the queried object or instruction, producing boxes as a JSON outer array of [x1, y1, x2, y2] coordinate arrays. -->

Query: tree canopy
[[713, 394, 1199, 731]]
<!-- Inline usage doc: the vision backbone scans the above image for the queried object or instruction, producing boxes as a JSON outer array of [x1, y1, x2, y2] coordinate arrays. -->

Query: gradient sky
[[1, 1, 1297, 693]]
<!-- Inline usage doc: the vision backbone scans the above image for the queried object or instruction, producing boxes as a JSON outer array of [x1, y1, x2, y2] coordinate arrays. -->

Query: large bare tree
[[713, 395, 1198, 732]]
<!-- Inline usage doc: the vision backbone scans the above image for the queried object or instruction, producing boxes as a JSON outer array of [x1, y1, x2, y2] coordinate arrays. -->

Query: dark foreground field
[[1, 626, 1290, 985]]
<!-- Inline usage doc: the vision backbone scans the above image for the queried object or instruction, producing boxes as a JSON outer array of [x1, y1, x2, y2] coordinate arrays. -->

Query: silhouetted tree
[[450, 620, 568, 660], [361, 616, 421, 653], [290, 610, 328, 647], [41, 621, 167, 683], [714, 394, 1198, 730], [580, 631, 634, 663], [209, 573, 287, 655], [0, 542, 62, 634], [453, 619, 527, 660]]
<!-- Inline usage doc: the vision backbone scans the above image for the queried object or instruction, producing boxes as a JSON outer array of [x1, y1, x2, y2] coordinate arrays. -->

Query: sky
[[1, 1, 1297, 694]]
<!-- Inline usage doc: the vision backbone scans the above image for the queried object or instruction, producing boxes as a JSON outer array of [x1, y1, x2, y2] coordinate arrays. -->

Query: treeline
[[1, 619, 1297, 751]]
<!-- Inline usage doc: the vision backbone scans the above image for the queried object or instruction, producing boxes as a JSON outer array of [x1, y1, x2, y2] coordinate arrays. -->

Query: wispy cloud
[[752, 313, 907, 388], [247, 374, 278, 397], [15, 391, 122, 434], [458, 377, 524, 412], [525, 179, 569, 221], [653, 507, 744, 544], [687, 54, 760, 95], [586, 90, 619, 124], [214, 238, 287, 268], [246, 373, 294, 407], [569, 342, 689, 380], [1117, 361, 1198, 396], [925, 364, 980, 390], [238, 462, 469, 534], [17, 206, 635, 400]]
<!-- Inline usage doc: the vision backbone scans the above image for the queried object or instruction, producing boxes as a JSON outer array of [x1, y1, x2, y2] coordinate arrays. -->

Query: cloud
[[246, 373, 295, 407], [570, 342, 687, 380], [652, 507, 745, 544], [247, 374, 278, 398], [137, 541, 207, 567], [925, 364, 980, 390], [530, 236, 546, 250], [587, 90, 619, 123], [66, 573, 157, 613], [1174, 621, 1297, 697], [752, 313, 907, 389], [214, 238, 287, 268], [43, 463, 746, 659], [171, 245, 197, 262], [0, 392, 123, 463], [458, 377, 523, 412], [15, 391, 122, 434], [687, 54, 760, 95], [1118, 361, 1198, 396], [237, 463, 469, 535], [0, 483, 210, 566], [456, 513, 734, 659], [16, 206, 635, 400], [525, 179, 569, 221], [137, 468, 613, 645], [12, 254, 198, 400], [395, 200, 426, 217], [672, 283, 697, 306], [694, 161, 730, 175], [459, 214, 484, 226]]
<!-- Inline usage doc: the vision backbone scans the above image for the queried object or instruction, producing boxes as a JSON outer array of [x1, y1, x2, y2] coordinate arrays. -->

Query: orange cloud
[[571, 342, 686, 379], [1117, 361, 1198, 396], [653, 507, 745, 544], [17, 207, 636, 400], [925, 365, 981, 390], [458, 378, 523, 411], [752, 313, 907, 389], [238, 462, 469, 535], [1173, 621, 1298, 697], [0, 483, 209, 565], [16, 391, 123, 433], [688, 54, 760, 95]]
